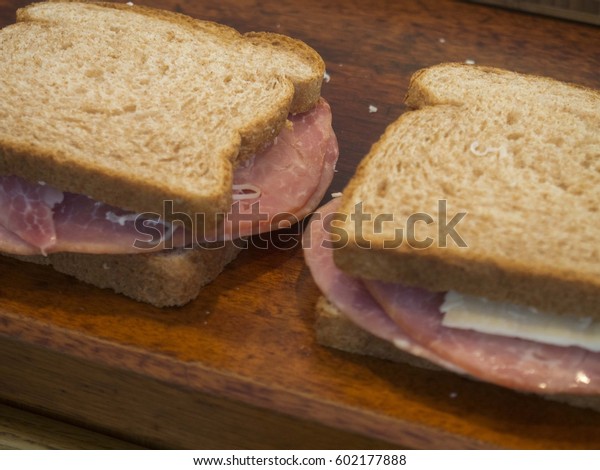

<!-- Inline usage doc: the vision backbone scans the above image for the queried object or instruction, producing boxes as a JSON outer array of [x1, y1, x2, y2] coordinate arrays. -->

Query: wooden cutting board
[[1, 0, 599, 449]]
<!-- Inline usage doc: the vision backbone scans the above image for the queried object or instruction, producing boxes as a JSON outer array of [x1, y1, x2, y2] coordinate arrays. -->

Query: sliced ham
[[53, 193, 175, 254], [0, 99, 337, 255], [366, 280, 600, 394], [222, 98, 338, 240], [0, 175, 63, 254], [0, 181, 185, 256], [0, 224, 38, 255], [304, 198, 600, 395]]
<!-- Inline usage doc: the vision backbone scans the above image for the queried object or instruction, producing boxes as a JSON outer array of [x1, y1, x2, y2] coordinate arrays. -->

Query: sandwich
[[0, 1, 338, 306], [303, 63, 600, 409]]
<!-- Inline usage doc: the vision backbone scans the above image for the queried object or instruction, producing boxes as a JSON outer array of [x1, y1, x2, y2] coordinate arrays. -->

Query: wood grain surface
[[1, 0, 599, 449], [0, 403, 143, 449]]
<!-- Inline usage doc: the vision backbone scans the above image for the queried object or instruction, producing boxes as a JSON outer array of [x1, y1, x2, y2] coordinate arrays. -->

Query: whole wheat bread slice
[[0, 1, 325, 228], [333, 64, 600, 318], [315, 295, 600, 411], [10, 243, 241, 307]]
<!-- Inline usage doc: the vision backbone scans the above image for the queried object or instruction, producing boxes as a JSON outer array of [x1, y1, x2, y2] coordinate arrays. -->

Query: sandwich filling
[[303, 198, 600, 395], [440, 291, 600, 352], [0, 99, 337, 256]]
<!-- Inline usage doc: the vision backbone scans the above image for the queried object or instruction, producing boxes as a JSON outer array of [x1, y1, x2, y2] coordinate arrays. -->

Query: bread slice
[[8, 243, 241, 307], [315, 296, 441, 370], [0, 1, 325, 229], [333, 64, 600, 318], [315, 295, 600, 412]]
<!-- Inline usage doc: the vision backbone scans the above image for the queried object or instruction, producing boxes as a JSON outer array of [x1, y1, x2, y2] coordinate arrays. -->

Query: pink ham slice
[[366, 280, 600, 394], [304, 198, 600, 395], [0, 99, 337, 255], [0, 224, 39, 255], [221, 98, 338, 240], [0, 175, 63, 254], [302, 198, 464, 372], [0, 187, 176, 255], [53, 194, 174, 254]]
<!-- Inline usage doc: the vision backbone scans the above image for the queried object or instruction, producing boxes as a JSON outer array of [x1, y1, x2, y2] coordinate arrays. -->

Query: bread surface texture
[[333, 63, 600, 318], [8, 242, 241, 307], [0, 1, 324, 226]]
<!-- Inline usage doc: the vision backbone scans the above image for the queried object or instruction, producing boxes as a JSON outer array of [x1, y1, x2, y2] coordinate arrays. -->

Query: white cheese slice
[[440, 291, 600, 352]]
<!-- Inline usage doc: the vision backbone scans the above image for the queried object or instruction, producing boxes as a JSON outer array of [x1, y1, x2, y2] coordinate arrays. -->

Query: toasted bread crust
[[333, 239, 600, 319]]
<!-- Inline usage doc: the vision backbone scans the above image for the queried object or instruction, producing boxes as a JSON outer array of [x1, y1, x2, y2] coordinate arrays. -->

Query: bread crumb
[[449, 392, 458, 399], [323, 71, 330, 83], [465, 59, 475, 65], [331, 192, 343, 198], [439, 38, 446, 43], [369, 105, 378, 113], [102, 263, 110, 270]]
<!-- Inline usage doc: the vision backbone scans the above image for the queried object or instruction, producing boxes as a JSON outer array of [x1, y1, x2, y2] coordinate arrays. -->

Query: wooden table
[[1, 0, 599, 449]]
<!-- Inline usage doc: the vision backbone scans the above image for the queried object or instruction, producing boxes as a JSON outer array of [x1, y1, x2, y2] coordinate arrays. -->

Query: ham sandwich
[[0, 2, 338, 305], [303, 64, 600, 405], [304, 199, 600, 397]]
